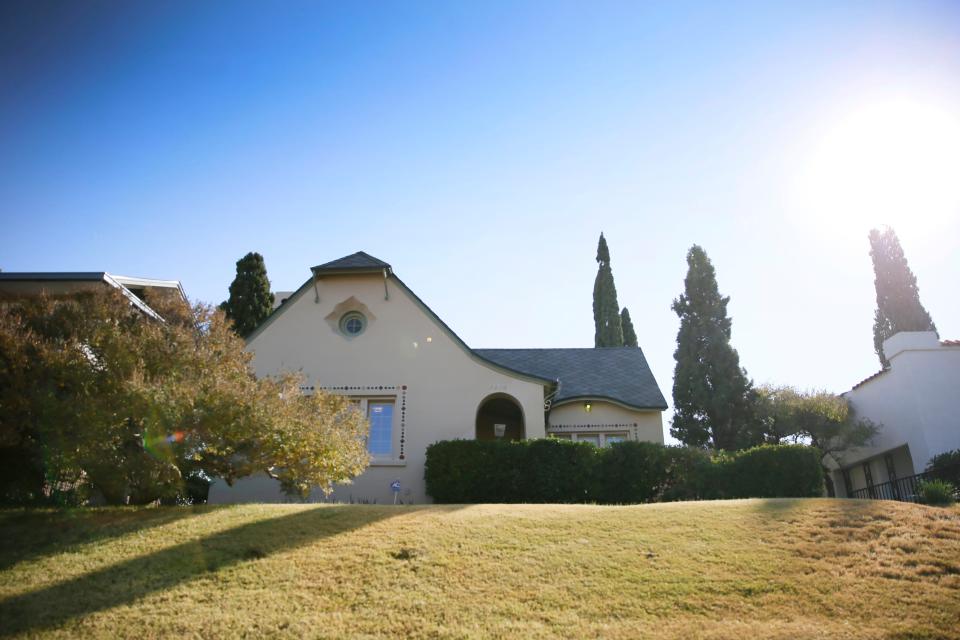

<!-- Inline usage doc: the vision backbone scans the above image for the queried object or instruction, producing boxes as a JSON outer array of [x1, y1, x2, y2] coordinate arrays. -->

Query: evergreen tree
[[592, 233, 623, 347], [671, 245, 756, 450], [222, 252, 274, 337], [869, 227, 936, 367], [620, 307, 638, 347]]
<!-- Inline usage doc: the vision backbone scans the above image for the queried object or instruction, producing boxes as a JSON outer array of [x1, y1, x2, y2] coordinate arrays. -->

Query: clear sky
[[2, 1, 959, 439]]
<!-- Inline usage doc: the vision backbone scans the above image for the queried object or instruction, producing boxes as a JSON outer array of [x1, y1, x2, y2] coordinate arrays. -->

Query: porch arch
[[475, 393, 525, 441]]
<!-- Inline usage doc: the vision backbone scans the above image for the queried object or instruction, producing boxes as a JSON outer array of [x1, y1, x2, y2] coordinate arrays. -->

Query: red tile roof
[[851, 369, 888, 390], [941, 339, 960, 347]]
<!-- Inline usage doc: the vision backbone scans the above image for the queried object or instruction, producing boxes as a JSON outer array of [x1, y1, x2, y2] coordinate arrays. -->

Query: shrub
[[917, 480, 957, 507], [663, 446, 721, 501], [717, 444, 825, 499], [926, 450, 960, 489], [424, 438, 595, 503], [519, 438, 597, 503], [425, 439, 825, 504], [594, 442, 670, 503]]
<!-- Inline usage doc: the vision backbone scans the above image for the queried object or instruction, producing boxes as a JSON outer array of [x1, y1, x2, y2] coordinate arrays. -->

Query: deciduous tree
[[753, 384, 877, 493], [0, 290, 369, 505], [755, 385, 877, 463]]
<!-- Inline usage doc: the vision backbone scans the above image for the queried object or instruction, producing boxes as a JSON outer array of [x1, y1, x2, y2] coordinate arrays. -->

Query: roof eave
[[552, 395, 668, 412], [389, 275, 555, 386]]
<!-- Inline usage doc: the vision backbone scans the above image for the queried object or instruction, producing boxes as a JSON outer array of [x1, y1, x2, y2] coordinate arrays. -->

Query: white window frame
[[568, 432, 629, 447]]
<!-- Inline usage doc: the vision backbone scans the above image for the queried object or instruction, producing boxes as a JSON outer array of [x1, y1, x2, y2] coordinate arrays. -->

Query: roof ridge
[[311, 251, 391, 272]]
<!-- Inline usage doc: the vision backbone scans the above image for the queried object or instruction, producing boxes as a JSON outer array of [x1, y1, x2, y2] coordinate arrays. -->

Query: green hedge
[[713, 444, 825, 499], [424, 439, 824, 504], [424, 438, 597, 503]]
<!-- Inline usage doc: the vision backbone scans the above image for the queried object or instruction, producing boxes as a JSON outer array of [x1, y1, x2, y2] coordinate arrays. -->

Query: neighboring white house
[[829, 331, 960, 499], [209, 251, 667, 504], [0, 271, 187, 319]]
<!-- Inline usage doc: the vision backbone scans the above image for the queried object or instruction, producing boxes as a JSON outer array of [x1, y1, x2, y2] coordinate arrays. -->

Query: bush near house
[[917, 479, 957, 506], [714, 444, 825, 499], [424, 439, 597, 503], [927, 449, 960, 489], [425, 439, 823, 504]]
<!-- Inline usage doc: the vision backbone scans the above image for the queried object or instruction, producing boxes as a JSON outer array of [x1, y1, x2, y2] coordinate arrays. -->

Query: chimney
[[882, 331, 940, 363]]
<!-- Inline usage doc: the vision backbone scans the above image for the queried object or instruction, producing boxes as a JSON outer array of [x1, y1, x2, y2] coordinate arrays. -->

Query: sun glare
[[794, 97, 960, 238]]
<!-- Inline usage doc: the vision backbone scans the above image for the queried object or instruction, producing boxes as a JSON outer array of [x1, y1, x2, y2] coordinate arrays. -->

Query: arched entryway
[[475, 394, 525, 441]]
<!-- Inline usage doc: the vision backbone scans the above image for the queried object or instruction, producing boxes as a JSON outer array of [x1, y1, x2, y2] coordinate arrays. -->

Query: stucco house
[[209, 252, 667, 504], [829, 331, 960, 500]]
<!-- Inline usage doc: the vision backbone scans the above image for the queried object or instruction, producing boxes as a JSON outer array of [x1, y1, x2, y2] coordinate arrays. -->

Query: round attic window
[[339, 311, 366, 337]]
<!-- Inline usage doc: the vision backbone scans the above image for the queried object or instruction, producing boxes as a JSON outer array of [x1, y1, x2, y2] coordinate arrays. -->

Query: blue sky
[[2, 1, 959, 435]]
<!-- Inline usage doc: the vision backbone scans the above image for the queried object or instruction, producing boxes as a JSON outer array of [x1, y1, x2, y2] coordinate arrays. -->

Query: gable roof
[[475, 347, 668, 410], [0, 271, 186, 321], [244, 260, 556, 386], [248, 252, 667, 405], [312, 252, 391, 275]]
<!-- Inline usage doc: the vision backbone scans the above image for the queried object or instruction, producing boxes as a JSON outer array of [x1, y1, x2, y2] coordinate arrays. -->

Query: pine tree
[[671, 245, 756, 450], [620, 307, 638, 347], [222, 252, 274, 337], [593, 233, 623, 347], [869, 227, 936, 367]]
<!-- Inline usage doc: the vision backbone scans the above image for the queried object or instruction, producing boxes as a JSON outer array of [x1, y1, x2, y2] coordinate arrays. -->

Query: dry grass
[[1, 499, 958, 639]]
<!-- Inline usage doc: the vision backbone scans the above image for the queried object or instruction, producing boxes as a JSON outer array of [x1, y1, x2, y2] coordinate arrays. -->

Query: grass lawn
[[1, 499, 959, 639]]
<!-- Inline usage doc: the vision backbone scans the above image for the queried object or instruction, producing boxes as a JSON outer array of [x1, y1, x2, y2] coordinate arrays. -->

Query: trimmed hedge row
[[424, 439, 824, 504]]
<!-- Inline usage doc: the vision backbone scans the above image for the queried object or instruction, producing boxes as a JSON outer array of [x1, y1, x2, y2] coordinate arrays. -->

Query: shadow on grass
[[0, 505, 412, 637], [0, 506, 204, 573], [748, 498, 808, 513]]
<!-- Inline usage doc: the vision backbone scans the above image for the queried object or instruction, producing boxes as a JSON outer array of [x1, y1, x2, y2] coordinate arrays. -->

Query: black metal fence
[[849, 472, 930, 502]]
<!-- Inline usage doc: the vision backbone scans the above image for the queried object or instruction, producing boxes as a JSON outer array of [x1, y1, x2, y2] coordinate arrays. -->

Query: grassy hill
[[1, 499, 958, 639]]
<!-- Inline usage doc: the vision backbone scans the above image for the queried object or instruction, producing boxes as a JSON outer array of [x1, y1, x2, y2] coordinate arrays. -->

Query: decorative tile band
[[549, 422, 638, 437], [399, 385, 407, 460], [549, 423, 638, 429], [299, 384, 399, 393]]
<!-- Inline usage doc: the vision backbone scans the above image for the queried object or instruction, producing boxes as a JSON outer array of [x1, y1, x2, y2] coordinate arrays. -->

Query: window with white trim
[[367, 401, 394, 456], [565, 432, 628, 447]]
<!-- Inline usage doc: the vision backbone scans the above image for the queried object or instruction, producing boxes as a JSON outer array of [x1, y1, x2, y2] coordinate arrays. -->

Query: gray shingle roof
[[474, 347, 667, 410], [312, 252, 391, 273]]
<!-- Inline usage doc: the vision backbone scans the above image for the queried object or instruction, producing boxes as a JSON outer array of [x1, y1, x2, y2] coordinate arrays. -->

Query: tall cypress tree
[[620, 307, 638, 347], [869, 227, 936, 367], [221, 252, 274, 337], [593, 233, 623, 347], [671, 245, 756, 450]]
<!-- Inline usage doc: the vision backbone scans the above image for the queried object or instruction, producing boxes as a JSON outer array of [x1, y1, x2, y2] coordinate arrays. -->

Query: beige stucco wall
[[547, 400, 664, 444], [208, 272, 547, 505]]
